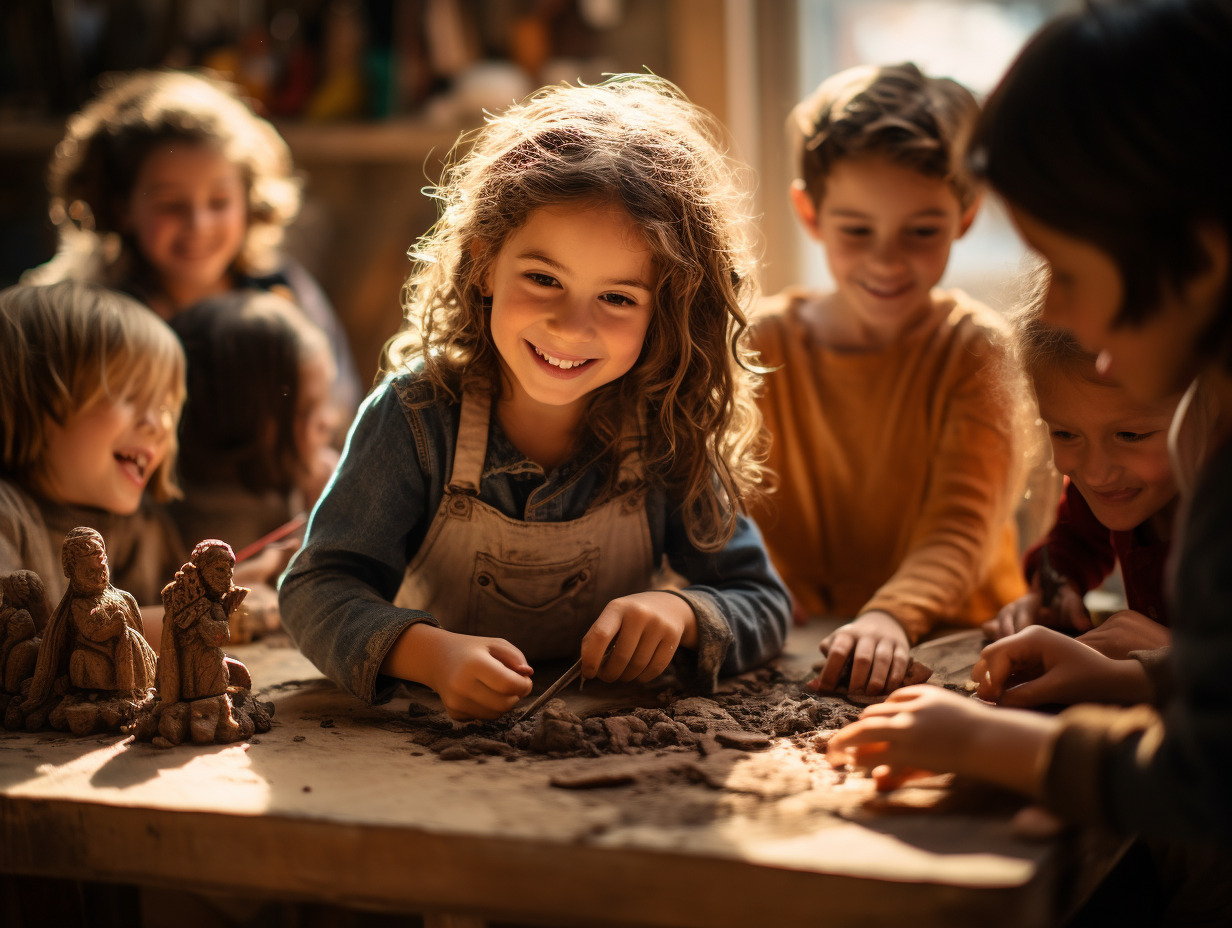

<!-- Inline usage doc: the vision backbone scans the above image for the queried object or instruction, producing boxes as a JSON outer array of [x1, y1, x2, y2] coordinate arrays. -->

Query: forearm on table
[[963, 707, 1062, 799]]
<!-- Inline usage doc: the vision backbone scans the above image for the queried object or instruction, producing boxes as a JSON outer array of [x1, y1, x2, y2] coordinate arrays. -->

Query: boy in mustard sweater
[[749, 63, 1026, 697]]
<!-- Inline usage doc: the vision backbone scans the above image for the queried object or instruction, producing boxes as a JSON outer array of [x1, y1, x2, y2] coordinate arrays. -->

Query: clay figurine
[[14, 527, 157, 734], [133, 539, 272, 747], [0, 571, 49, 718]]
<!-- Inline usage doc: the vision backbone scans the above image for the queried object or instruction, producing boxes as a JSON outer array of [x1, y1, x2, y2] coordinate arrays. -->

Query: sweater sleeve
[[278, 379, 439, 703], [661, 504, 791, 690], [861, 314, 1020, 640], [1023, 480, 1116, 595]]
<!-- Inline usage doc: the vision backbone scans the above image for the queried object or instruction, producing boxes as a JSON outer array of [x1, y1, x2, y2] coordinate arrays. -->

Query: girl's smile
[[124, 143, 248, 314], [485, 200, 655, 446], [1034, 364, 1178, 535]]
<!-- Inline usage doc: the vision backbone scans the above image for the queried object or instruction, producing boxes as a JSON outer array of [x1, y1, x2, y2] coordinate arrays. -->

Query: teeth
[[116, 452, 150, 477], [534, 346, 591, 370]]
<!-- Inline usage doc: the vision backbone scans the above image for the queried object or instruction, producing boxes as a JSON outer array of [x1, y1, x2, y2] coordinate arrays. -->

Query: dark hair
[[171, 290, 326, 494], [972, 0, 1232, 344], [789, 63, 980, 210]]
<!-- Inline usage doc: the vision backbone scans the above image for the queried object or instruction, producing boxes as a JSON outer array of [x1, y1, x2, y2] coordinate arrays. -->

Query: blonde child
[[22, 68, 361, 419], [0, 281, 187, 613], [748, 63, 1025, 698], [829, 0, 1232, 866], [984, 298, 1183, 659], [279, 74, 790, 721]]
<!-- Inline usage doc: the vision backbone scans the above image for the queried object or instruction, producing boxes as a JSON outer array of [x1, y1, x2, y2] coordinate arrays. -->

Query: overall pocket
[[467, 547, 601, 659]]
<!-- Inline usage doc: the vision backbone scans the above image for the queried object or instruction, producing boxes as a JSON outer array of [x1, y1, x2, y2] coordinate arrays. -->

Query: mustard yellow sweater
[[748, 288, 1026, 641]]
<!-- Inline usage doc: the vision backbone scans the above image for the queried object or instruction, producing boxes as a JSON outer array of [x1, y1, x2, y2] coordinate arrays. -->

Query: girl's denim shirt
[[279, 372, 790, 703]]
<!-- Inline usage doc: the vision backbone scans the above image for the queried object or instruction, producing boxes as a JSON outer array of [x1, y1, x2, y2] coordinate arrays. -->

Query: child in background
[[829, 0, 1232, 873], [169, 290, 339, 637], [0, 281, 187, 615], [280, 74, 790, 721], [984, 296, 1183, 658], [748, 63, 1026, 698], [169, 289, 339, 551], [22, 69, 362, 420]]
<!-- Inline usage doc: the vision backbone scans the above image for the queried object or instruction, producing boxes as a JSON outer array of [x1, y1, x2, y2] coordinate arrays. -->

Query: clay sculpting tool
[[517, 657, 584, 721], [516, 643, 614, 721]]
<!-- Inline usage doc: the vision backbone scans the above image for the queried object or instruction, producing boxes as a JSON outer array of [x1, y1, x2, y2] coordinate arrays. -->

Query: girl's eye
[[840, 226, 871, 237], [525, 272, 558, 288], [1050, 429, 1077, 441], [909, 227, 941, 240], [1116, 431, 1155, 443], [600, 292, 636, 307]]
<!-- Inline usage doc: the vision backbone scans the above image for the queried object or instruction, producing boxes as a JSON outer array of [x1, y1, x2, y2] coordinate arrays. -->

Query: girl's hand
[[581, 592, 698, 683], [386, 623, 533, 721], [808, 611, 910, 697], [1076, 609, 1171, 659], [826, 685, 1057, 798], [972, 625, 1151, 707]]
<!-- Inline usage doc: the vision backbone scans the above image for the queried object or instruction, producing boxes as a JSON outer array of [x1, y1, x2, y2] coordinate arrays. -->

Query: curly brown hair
[[29, 69, 300, 292], [790, 62, 980, 210], [383, 74, 766, 551]]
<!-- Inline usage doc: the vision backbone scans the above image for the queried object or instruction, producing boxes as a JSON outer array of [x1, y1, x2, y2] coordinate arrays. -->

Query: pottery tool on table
[[517, 657, 585, 720], [517, 643, 615, 720]]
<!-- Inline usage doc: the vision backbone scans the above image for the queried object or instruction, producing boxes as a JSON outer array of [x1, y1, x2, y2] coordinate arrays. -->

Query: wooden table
[[0, 622, 1122, 927]]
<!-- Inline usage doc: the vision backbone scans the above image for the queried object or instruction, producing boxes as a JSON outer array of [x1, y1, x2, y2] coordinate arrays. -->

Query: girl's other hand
[[1076, 609, 1171, 659], [808, 611, 910, 697], [581, 591, 698, 684], [400, 624, 533, 721], [972, 625, 1151, 707]]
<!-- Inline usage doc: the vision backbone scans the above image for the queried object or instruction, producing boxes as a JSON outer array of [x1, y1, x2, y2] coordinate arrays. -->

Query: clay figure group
[[1, 528, 271, 744]]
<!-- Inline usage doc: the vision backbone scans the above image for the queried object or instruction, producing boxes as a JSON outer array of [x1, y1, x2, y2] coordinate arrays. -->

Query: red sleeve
[[1023, 479, 1116, 595]]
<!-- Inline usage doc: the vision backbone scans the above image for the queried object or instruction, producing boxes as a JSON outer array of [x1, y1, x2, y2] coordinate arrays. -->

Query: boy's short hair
[[0, 281, 186, 501], [789, 62, 980, 210]]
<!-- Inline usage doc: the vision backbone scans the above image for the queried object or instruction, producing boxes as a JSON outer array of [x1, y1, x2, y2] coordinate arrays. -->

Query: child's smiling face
[[125, 143, 248, 311], [35, 393, 176, 515], [484, 200, 656, 418], [799, 155, 975, 344], [1034, 363, 1179, 534]]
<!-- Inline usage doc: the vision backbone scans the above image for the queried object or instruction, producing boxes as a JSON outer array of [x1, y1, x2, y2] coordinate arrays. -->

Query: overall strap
[[447, 386, 491, 493]]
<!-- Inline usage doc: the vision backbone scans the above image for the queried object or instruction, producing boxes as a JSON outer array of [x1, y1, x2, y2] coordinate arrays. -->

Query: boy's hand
[[982, 579, 1089, 641], [1076, 609, 1171, 659], [826, 685, 1056, 798], [808, 611, 910, 697], [389, 623, 533, 721], [581, 592, 698, 683], [972, 625, 1150, 707]]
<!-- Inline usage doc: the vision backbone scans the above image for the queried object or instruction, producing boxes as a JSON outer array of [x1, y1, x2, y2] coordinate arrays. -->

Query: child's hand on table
[[1076, 609, 1171, 659], [808, 610, 910, 697], [973, 625, 1151, 708], [982, 578, 1090, 641], [393, 623, 533, 721], [581, 591, 698, 683], [826, 684, 1057, 797]]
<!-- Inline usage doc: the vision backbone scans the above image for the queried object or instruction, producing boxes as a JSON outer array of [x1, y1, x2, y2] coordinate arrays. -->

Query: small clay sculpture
[[132, 540, 272, 746], [0, 571, 49, 717], [14, 527, 157, 733]]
